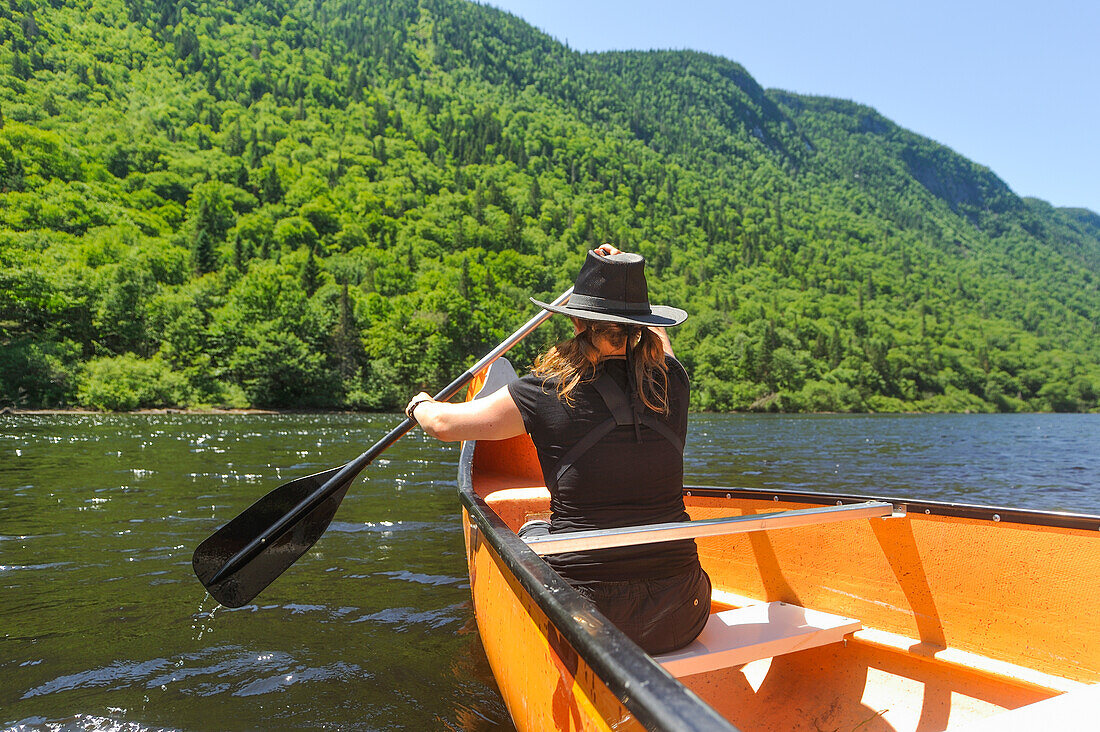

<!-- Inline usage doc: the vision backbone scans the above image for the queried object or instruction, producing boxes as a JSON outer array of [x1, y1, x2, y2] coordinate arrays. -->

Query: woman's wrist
[[405, 396, 433, 420]]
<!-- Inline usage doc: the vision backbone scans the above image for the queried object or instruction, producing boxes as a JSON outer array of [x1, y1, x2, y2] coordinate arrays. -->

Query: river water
[[2, 413, 1098, 731]]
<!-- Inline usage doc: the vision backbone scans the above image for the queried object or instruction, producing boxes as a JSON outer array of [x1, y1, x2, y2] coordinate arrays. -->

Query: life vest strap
[[552, 372, 684, 489]]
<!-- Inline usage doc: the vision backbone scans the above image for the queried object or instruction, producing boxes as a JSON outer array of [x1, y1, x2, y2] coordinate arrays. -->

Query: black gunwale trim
[[683, 485, 1100, 532], [458, 440, 738, 732]]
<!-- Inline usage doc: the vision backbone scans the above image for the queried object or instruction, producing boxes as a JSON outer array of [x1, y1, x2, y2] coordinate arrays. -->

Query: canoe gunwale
[[684, 485, 1100, 531], [458, 438, 738, 732]]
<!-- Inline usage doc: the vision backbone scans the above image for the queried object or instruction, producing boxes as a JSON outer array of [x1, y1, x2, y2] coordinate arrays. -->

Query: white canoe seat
[[654, 601, 862, 678]]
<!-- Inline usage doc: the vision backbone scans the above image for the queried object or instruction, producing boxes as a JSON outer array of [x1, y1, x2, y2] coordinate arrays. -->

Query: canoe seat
[[654, 601, 861, 678]]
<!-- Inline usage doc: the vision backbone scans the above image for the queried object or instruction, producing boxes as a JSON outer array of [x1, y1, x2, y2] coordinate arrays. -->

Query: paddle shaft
[[205, 287, 573, 586]]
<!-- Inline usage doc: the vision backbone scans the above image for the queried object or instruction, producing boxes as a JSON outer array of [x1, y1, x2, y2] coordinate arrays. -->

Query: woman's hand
[[405, 392, 434, 421], [594, 243, 623, 257]]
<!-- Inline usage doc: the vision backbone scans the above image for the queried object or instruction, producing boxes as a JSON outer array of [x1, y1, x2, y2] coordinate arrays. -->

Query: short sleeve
[[666, 355, 689, 390], [507, 375, 549, 437]]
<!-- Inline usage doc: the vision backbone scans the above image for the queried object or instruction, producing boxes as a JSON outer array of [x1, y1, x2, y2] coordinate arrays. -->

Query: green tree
[[184, 182, 236, 273]]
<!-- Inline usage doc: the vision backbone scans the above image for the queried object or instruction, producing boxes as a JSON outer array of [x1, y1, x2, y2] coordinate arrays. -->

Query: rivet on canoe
[[925, 509, 931, 514], [685, 491, 691, 497], [836, 500, 843, 506], [773, 496, 779, 501], [993, 514, 1001, 522], [726, 493, 731, 499]]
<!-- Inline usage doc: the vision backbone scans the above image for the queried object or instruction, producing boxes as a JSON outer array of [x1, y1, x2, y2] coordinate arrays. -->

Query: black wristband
[[406, 397, 431, 420]]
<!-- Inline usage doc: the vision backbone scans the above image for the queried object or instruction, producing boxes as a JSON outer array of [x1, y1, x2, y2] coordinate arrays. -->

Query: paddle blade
[[192, 466, 353, 608]]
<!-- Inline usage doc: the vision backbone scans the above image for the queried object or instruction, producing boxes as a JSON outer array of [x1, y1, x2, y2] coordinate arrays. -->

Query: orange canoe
[[459, 361, 1100, 731]]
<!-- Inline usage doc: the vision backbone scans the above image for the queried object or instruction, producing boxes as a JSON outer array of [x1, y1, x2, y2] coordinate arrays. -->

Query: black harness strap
[[552, 372, 684, 489], [593, 372, 635, 426]]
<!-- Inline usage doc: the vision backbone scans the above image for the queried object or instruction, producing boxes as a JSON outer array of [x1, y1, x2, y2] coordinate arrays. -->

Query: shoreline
[[3, 407, 288, 416], [3, 407, 1095, 417]]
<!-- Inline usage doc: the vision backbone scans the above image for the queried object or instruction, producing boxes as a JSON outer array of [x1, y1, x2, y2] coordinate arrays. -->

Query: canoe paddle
[[192, 287, 572, 608]]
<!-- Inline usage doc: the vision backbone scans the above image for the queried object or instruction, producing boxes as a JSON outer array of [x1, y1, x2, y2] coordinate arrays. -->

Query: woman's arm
[[405, 385, 526, 443]]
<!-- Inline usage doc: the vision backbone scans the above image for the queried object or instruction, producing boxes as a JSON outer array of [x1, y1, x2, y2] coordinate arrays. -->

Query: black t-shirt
[[507, 356, 700, 584]]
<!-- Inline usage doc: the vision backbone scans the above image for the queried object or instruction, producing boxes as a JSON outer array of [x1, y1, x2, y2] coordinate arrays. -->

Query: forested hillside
[[1, 0, 1097, 412]]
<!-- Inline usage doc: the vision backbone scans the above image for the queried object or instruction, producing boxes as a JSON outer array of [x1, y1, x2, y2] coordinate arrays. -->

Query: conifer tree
[[332, 283, 363, 382], [192, 228, 216, 274], [301, 248, 321, 296], [262, 165, 282, 203]]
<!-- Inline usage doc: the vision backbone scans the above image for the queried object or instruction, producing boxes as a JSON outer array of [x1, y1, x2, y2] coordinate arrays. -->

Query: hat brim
[[530, 298, 688, 327]]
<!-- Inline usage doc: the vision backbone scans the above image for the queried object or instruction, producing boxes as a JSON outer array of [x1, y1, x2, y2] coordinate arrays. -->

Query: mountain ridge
[[0, 0, 1096, 413]]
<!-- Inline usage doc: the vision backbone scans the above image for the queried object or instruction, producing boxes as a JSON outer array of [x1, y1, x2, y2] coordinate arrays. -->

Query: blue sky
[[484, 1, 1099, 214]]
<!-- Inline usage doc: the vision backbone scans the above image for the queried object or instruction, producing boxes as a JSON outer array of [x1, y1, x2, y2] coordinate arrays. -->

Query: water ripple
[[327, 520, 449, 535], [349, 604, 464, 631], [0, 562, 74, 574], [377, 570, 466, 587], [17, 647, 368, 706], [21, 658, 176, 699], [231, 661, 366, 697], [5, 715, 179, 732]]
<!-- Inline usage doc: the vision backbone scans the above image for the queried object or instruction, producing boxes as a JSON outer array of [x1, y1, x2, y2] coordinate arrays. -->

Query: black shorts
[[520, 521, 712, 655]]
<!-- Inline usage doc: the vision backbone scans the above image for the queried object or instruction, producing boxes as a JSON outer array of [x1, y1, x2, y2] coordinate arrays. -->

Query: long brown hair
[[532, 320, 670, 415]]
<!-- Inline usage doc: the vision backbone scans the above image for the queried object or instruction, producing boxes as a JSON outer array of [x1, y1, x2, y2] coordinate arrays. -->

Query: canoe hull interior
[[685, 489, 1099, 686], [458, 373, 1099, 731]]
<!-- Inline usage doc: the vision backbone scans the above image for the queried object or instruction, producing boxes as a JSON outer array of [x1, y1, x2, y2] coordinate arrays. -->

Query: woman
[[404, 245, 710, 654]]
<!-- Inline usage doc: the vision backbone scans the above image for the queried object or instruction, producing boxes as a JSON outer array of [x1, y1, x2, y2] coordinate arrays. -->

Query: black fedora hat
[[531, 251, 688, 327]]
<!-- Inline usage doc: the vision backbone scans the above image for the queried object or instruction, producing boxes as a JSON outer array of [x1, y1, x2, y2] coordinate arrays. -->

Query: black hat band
[[566, 293, 652, 315]]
